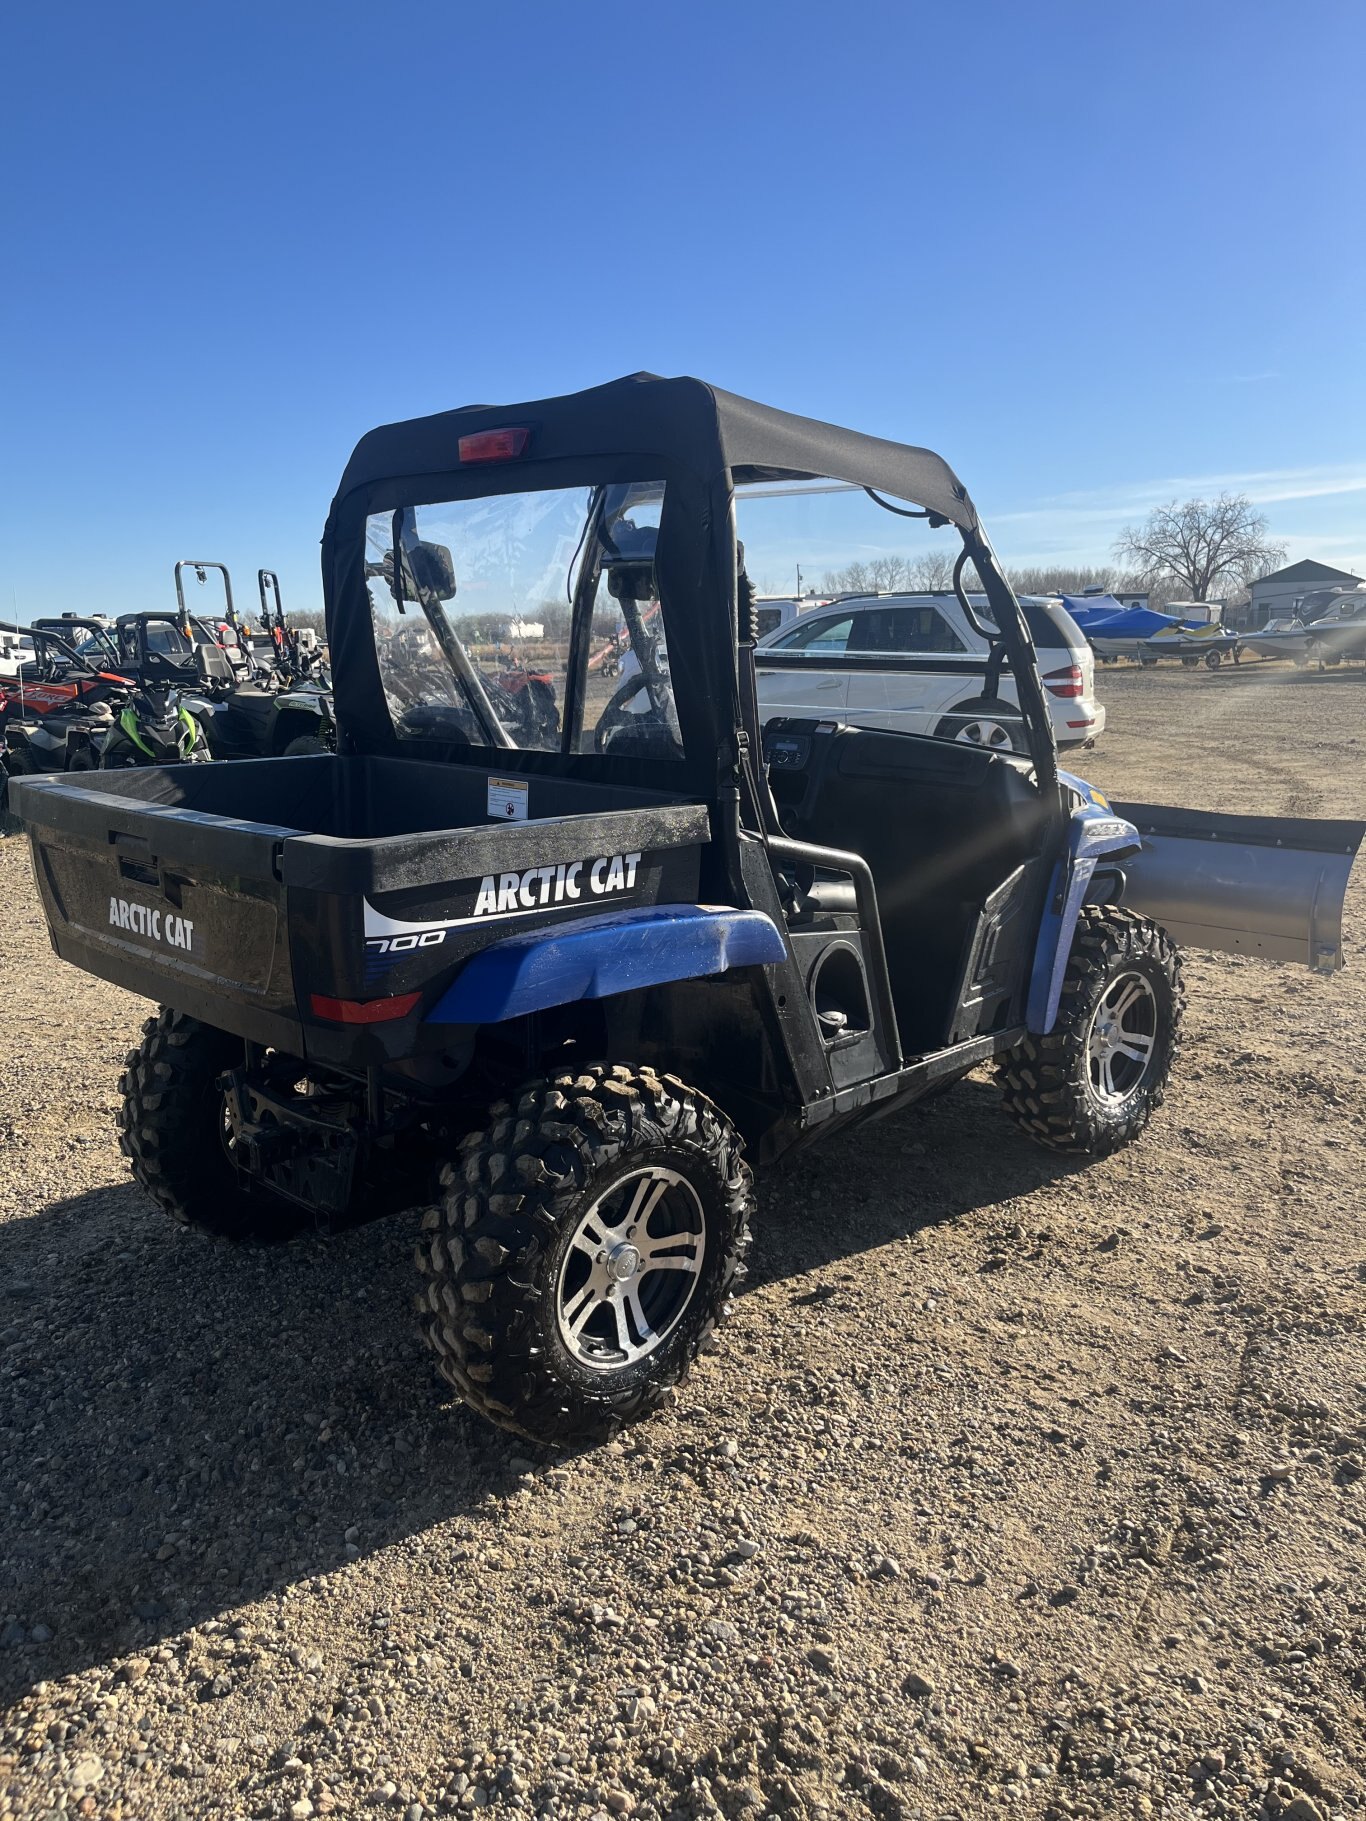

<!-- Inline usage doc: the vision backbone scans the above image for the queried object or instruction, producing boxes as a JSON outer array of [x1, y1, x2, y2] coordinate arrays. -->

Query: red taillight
[[458, 426, 531, 464], [1043, 663, 1084, 699], [309, 992, 421, 1025]]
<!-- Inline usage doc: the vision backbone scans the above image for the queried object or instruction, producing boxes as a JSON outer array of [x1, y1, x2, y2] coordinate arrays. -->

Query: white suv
[[754, 591, 1105, 752]]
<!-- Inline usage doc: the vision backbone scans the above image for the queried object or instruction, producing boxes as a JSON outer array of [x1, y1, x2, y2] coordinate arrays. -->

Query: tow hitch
[[220, 1068, 361, 1217]]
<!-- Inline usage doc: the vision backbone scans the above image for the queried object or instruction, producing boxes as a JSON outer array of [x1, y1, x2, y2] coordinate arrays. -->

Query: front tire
[[996, 909, 1184, 1155], [416, 1066, 753, 1444], [119, 1008, 296, 1238]]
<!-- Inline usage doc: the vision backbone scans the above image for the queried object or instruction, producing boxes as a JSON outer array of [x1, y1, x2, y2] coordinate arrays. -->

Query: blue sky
[[2, 0, 1363, 621]]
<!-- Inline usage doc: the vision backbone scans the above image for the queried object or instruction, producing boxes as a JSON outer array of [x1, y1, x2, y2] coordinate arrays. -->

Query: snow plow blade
[[1114, 802, 1364, 972]]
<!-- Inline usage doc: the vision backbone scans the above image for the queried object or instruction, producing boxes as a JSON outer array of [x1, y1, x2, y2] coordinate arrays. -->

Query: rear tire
[[415, 1065, 753, 1445], [119, 1008, 299, 1239], [282, 735, 328, 756], [996, 909, 1184, 1156]]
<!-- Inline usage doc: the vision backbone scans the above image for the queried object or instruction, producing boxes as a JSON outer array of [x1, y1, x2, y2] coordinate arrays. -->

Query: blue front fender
[[425, 903, 788, 1026], [1026, 802, 1141, 1034]]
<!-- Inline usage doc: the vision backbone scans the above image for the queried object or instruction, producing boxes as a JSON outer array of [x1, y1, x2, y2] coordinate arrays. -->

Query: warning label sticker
[[486, 776, 529, 822]]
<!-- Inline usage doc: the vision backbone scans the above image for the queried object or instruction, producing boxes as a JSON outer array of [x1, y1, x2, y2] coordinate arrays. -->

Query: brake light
[[458, 426, 531, 464], [1043, 663, 1084, 699], [309, 992, 421, 1024]]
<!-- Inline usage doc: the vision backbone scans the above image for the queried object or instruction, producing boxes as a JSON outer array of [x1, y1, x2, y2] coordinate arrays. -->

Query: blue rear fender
[[425, 903, 789, 1027], [1026, 786, 1141, 1035]]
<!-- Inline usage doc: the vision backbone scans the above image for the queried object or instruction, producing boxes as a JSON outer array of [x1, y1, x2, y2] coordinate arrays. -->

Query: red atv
[[0, 620, 133, 801]]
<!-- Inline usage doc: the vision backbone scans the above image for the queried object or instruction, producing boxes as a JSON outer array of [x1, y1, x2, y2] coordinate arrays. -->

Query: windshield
[[364, 481, 682, 760], [1296, 589, 1344, 622]]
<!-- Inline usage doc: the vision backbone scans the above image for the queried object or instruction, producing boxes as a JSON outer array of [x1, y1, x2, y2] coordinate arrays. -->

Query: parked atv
[[116, 601, 333, 759], [256, 569, 331, 690], [99, 681, 212, 768], [493, 648, 558, 744], [0, 620, 130, 802], [11, 375, 1362, 1451], [30, 614, 122, 669]]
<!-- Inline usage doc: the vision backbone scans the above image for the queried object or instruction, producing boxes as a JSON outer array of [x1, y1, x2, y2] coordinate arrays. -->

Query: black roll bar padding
[[952, 544, 1001, 643], [174, 560, 235, 633], [765, 833, 903, 1071], [960, 528, 1059, 797]]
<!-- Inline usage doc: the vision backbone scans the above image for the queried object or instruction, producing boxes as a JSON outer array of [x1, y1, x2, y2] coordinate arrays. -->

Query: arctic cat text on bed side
[[12, 374, 1362, 1445]]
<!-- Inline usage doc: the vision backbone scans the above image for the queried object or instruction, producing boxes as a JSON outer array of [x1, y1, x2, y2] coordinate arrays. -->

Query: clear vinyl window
[[363, 480, 682, 760]]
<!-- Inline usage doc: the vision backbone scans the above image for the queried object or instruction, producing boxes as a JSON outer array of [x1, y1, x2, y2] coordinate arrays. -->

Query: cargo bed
[[11, 755, 710, 1065]]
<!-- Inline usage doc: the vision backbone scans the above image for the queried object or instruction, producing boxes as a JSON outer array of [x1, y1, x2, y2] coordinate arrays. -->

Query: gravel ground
[[2, 662, 1364, 1821]]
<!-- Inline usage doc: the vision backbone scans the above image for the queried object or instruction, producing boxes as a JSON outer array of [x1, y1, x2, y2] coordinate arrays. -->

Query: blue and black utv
[[12, 375, 1361, 1443]]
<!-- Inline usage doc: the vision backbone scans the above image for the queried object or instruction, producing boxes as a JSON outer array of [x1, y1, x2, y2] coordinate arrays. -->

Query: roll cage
[[323, 373, 1060, 806]]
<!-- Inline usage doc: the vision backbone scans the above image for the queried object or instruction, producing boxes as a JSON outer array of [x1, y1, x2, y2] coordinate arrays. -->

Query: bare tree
[[822, 552, 958, 595], [908, 550, 956, 590], [821, 556, 908, 595], [1114, 494, 1285, 603], [1006, 564, 1126, 598]]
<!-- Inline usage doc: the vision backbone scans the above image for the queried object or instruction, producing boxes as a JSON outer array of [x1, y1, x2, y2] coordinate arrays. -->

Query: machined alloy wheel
[[954, 717, 1016, 751], [555, 1167, 706, 1369], [934, 703, 1025, 752], [1085, 972, 1158, 1107], [416, 1065, 753, 1444]]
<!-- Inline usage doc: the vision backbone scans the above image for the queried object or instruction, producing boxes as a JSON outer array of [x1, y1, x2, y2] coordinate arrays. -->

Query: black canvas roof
[[320, 373, 1048, 793], [331, 373, 980, 533]]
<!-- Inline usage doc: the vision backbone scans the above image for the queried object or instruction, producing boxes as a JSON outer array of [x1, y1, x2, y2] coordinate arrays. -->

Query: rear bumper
[[1056, 699, 1106, 747]]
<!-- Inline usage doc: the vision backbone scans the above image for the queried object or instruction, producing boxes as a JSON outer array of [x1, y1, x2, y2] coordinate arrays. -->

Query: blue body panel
[[426, 903, 788, 1026], [1026, 791, 1141, 1034]]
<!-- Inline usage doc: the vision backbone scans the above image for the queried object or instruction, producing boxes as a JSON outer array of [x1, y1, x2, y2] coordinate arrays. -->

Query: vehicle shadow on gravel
[[0, 1076, 1079, 1704], [747, 1073, 1090, 1290], [0, 1182, 519, 1704]]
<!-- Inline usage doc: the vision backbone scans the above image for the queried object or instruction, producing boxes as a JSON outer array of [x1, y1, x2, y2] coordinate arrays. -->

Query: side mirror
[[195, 643, 235, 686], [403, 541, 457, 603]]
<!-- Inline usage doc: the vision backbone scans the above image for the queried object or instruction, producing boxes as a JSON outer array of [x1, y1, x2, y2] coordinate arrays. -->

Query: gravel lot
[[2, 662, 1364, 1821]]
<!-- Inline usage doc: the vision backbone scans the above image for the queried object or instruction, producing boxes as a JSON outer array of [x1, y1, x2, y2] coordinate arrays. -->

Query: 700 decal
[[366, 928, 447, 957]]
